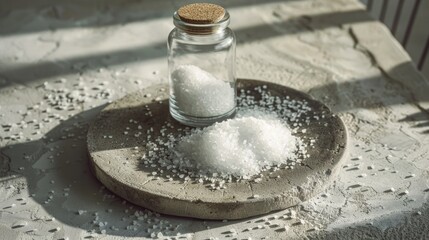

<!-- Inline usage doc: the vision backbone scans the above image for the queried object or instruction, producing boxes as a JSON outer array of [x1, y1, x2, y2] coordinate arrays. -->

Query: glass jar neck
[[173, 11, 230, 35], [175, 27, 228, 42]]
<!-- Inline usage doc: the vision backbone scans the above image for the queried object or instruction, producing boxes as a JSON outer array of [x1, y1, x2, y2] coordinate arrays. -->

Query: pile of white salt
[[171, 65, 235, 117], [142, 86, 311, 185], [174, 110, 298, 178]]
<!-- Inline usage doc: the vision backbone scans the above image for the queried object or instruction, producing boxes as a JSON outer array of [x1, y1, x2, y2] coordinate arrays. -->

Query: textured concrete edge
[[87, 153, 292, 220], [87, 151, 347, 220]]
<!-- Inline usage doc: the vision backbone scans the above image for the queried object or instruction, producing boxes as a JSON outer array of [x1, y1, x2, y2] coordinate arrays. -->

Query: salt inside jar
[[167, 3, 236, 127]]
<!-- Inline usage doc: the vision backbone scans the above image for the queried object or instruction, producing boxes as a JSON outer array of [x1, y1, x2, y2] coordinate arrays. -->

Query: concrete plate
[[87, 79, 347, 220]]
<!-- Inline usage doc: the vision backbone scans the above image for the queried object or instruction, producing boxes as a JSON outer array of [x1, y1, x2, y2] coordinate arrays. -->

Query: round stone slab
[[87, 79, 347, 220]]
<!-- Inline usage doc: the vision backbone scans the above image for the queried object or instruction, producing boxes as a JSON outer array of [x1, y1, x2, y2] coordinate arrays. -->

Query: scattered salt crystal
[[12, 220, 28, 228], [77, 210, 86, 215], [254, 178, 263, 183], [171, 65, 235, 117], [400, 190, 409, 196]]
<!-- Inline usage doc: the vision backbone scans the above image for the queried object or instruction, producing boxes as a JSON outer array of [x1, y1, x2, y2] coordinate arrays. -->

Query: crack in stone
[[347, 27, 378, 68], [399, 126, 422, 145], [302, 163, 313, 170], [173, 181, 190, 198], [39, 41, 61, 60], [248, 182, 254, 197], [348, 27, 429, 120], [140, 178, 153, 186], [283, 176, 292, 185], [366, 185, 379, 194]]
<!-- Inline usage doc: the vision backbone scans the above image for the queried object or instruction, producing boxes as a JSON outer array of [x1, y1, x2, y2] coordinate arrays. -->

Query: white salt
[[174, 111, 297, 177], [12, 220, 28, 228], [171, 65, 235, 117], [140, 86, 310, 185]]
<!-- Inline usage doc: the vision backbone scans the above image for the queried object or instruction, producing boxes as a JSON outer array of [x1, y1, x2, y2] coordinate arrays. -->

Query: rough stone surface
[[87, 79, 347, 219], [1, 0, 429, 239]]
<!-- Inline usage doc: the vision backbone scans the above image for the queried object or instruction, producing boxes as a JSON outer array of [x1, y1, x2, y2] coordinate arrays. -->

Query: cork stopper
[[177, 3, 225, 24]]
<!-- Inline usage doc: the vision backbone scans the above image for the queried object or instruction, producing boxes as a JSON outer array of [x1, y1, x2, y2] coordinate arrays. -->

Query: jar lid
[[177, 3, 225, 24], [173, 3, 230, 34]]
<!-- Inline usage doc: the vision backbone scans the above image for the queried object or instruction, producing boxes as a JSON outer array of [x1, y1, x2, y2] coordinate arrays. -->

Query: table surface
[[1, 0, 429, 239]]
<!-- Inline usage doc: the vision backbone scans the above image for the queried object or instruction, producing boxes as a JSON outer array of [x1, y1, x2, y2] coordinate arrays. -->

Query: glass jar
[[167, 4, 236, 127]]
